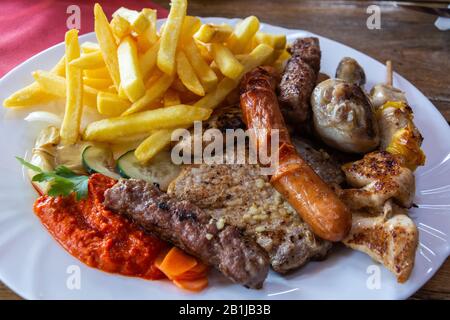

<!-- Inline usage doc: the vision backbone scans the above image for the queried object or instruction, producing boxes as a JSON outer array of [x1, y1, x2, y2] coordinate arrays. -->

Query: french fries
[[194, 23, 232, 43], [6, 1, 290, 167], [176, 51, 205, 96], [97, 92, 131, 116], [94, 3, 121, 90], [157, 0, 187, 74], [135, 129, 172, 163], [60, 29, 84, 145], [113, 7, 150, 35], [117, 36, 145, 102], [194, 43, 273, 109], [139, 39, 160, 80], [136, 9, 157, 52], [227, 16, 260, 54], [183, 39, 218, 92], [70, 51, 105, 69], [33, 70, 97, 109], [83, 105, 211, 142], [210, 43, 243, 79], [122, 73, 175, 115], [163, 89, 181, 107]]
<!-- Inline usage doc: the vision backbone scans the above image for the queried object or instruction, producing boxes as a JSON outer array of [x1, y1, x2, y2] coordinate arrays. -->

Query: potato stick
[[84, 66, 111, 79], [253, 32, 286, 50], [110, 15, 131, 39], [60, 29, 84, 145], [83, 105, 212, 142], [94, 3, 121, 90], [145, 68, 164, 88], [97, 92, 131, 116], [196, 41, 213, 63], [83, 77, 113, 90], [183, 39, 218, 92], [118, 36, 145, 102], [81, 41, 100, 53], [163, 89, 181, 107], [70, 50, 105, 69], [33, 70, 98, 109], [135, 129, 172, 163], [171, 77, 188, 92], [113, 7, 150, 35], [227, 16, 260, 54], [194, 23, 232, 43], [136, 9, 157, 52], [122, 73, 175, 116], [210, 43, 243, 80], [179, 16, 201, 46], [139, 39, 160, 80], [194, 43, 273, 109], [157, 0, 187, 75], [176, 51, 205, 96], [3, 56, 65, 108]]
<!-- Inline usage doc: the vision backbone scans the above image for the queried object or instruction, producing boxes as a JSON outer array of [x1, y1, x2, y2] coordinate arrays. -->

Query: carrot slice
[[173, 277, 208, 292], [174, 271, 207, 281], [158, 247, 198, 278]]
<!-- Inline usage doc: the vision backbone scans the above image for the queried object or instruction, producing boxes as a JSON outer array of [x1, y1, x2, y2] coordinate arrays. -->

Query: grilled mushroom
[[335, 57, 366, 86], [311, 79, 380, 153]]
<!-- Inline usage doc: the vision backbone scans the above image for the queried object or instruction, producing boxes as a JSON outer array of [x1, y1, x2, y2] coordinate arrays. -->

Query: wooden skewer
[[386, 60, 393, 86]]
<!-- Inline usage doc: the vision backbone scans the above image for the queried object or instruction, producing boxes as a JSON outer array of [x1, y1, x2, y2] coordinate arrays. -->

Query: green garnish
[[16, 157, 89, 200]]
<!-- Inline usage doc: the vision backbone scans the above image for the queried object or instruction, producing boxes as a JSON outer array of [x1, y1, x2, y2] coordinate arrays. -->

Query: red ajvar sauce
[[34, 174, 166, 280]]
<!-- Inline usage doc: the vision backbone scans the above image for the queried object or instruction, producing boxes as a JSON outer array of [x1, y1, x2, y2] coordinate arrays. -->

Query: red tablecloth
[[0, 0, 168, 77]]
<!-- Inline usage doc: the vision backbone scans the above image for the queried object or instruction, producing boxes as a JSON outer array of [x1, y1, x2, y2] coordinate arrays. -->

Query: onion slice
[[24, 112, 62, 126]]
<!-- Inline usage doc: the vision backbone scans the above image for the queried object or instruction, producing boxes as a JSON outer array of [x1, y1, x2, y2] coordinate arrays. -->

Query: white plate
[[0, 18, 449, 300]]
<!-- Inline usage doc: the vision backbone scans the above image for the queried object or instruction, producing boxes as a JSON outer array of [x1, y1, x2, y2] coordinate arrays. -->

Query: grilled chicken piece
[[168, 162, 332, 273], [343, 204, 418, 283], [104, 179, 270, 289], [370, 84, 407, 109], [340, 151, 415, 210]]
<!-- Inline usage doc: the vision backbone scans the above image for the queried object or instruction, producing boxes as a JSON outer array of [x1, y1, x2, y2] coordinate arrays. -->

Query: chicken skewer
[[240, 66, 351, 242]]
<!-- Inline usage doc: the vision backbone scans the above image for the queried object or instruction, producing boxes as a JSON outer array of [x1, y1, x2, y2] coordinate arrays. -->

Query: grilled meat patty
[[279, 37, 321, 124], [168, 162, 333, 273], [104, 179, 270, 289]]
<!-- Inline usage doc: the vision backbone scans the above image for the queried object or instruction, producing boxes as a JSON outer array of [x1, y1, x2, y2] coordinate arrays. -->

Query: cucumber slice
[[82, 146, 121, 179], [117, 150, 181, 191]]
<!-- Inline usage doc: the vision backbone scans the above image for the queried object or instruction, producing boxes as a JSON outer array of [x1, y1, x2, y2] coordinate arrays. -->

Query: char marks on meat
[[104, 179, 270, 289], [279, 37, 321, 124]]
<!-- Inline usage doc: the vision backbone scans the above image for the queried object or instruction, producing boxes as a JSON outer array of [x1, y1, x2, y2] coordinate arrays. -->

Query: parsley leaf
[[17, 157, 89, 200]]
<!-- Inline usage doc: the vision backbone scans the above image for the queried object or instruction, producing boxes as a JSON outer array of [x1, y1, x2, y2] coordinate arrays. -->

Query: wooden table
[[1, 0, 449, 300]]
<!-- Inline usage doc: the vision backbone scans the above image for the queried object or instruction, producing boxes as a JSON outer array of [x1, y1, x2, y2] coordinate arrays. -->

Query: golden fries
[[179, 16, 201, 46], [122, 73, 175, 115], [135, 129, 172, 163], [113, 7, 150, 35], [194, 23, 232, 43], [83, 105, 211, 142], [176, 51, 205, 96], [83, 77, 113, 90], [81, 41, 100, 54], [84, 66, 111, 79], [110, 15, 131, 39], [118, 36, 145, 102], [32, 70, 97, 109], [97, 92, 131, 116], [139, 39, 160, 80], [60, 29, 84, 145], [210, 43, 243, 79], [157, 0, 187, 74], [253, 32, 286, 50], [227, 16, 260, 54], [183, 39, 218, 92], [163, 89, 181, 107], [136, 9, 157, 52], [94, 3, 121, 90], [195, 43, 273, 109]]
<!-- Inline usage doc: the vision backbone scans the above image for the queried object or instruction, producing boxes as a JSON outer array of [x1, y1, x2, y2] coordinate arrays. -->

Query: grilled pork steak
[[104, 179, 270, 289], [168, 162, 332, 273]]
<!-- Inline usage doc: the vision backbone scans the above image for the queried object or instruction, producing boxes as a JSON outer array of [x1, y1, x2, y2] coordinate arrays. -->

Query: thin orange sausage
[[240, 66, 351, 241]]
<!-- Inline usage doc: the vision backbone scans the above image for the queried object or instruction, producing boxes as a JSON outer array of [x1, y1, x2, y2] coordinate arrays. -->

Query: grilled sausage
[[240, 66, 351, 242]]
